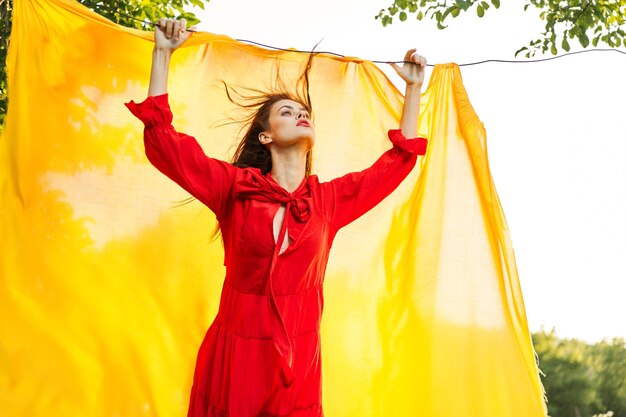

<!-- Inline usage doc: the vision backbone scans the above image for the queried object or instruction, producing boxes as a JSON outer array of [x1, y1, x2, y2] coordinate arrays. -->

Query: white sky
[[190, 0, 626, 343]]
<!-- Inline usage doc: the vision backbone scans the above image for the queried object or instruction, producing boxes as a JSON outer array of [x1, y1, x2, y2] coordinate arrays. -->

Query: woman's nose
[[297, 111, 308, 119]]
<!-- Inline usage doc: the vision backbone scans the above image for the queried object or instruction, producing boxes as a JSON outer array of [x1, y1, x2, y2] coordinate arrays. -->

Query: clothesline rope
[[105, 6, 626, 65], [228, 38, 626, 66]]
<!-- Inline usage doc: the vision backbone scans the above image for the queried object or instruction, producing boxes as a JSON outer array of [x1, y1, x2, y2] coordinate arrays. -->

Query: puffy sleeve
[[322, 129, 428, 233], [124, 93, 237, 220]]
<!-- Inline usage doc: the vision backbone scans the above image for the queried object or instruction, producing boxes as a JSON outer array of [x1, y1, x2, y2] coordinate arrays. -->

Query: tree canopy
[[533, 329, 626, 417], [375, 0, 626, 57]]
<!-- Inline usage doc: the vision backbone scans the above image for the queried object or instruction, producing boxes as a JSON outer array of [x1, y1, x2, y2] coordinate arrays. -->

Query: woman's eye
[[281, 111, 292, 116]]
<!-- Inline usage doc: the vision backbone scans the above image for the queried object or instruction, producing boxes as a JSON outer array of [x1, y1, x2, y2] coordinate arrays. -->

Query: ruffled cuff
[[124, 93, 173, 128], [388, 129, 428, 155]]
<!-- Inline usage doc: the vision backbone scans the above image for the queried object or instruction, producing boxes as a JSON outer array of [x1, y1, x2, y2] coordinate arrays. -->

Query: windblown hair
[[223, 52, 316, 176], [203, 51, 317, 242]]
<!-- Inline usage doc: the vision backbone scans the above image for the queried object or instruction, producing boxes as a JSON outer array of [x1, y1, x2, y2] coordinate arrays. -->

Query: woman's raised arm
[[390, 48, 427, 138], [321, 50, 429, 233], [125, 19, 237, 221], [148, 18, 196, 96]]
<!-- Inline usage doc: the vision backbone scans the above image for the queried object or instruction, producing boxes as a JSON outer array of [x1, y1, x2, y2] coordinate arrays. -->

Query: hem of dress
[[194, 401, 323, 417], [259, 403, 323, 417]]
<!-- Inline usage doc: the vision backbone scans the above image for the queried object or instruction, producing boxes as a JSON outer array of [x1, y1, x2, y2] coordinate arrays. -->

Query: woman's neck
[[269, 147, 307, 193]]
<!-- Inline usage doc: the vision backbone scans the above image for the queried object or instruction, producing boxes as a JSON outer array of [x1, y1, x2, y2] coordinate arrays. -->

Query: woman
[[125, 17, 428, 417]]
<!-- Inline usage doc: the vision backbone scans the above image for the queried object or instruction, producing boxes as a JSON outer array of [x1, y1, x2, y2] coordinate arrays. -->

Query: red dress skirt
[[125, 93, 427, 417]]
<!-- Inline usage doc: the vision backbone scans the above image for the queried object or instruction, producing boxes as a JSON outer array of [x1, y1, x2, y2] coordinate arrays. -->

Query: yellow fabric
[[0, 0, 547, 416]]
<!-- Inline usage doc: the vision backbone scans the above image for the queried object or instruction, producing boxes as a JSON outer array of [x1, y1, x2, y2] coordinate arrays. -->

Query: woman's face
[[261, 99, 315, 150]]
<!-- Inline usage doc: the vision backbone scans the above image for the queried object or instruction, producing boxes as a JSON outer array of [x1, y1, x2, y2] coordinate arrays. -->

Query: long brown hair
[[206, 51, 317, 242], [223, 52, 315, 176]]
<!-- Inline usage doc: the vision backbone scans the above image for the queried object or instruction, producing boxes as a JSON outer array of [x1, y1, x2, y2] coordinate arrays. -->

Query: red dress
[[124, 94, 428, 417]]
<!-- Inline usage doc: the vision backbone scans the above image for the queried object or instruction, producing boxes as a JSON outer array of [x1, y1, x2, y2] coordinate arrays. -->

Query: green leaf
[[592, 7, 604, 21], [514, 46, 528, 57], [451, 6, 460, 17], [550, 44, 557, 55], [477, 5, 484, 17], [389, 6, 398, 15], [579, 31, 590, 48], [437, 20, 448, 29], [458, 0, 471, 11], [400, 11, 407, 21], [408, 3, 417, 13], [561, 36, 570, 52], [583, 11, 593, 28], [417, 11, 424, 20], [441, 8, 451, 20], [491, 0, 500, 9], [523, 4, 529, 11], [481, 1, 490, 10]]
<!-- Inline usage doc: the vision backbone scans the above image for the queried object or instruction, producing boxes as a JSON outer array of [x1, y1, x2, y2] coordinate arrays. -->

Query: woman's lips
[[297, 120, 311, 127]]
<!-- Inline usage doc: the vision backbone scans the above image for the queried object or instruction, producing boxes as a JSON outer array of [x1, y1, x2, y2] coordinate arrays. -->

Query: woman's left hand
[[390, 48, 427, 87]]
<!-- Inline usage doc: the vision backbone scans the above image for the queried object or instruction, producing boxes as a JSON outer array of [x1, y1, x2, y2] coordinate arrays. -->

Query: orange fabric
[[0, 0, 547, 416]]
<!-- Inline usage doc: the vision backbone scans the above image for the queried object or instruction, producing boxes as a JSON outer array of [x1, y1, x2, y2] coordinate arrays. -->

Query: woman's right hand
[[154, 18, 197, 51]]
